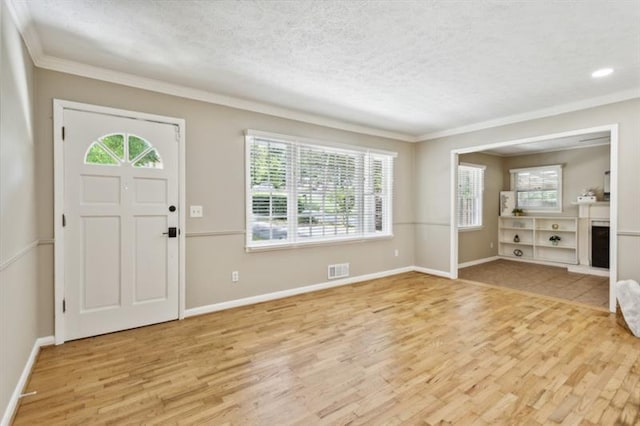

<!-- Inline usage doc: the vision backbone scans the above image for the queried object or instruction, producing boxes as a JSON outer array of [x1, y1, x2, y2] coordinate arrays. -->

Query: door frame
[[53, 99, 187, 344], [449, 124, 619, 312]]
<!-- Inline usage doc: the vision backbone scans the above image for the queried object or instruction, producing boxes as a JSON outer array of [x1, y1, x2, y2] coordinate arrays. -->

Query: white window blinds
[[246, 132, 395, 249], [457, 164, 485, 228], [511, 165, 562, 211]]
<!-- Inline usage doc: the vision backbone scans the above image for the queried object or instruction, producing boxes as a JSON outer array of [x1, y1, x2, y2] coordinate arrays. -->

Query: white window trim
[[510, 164, 563, 213], [457, 162, 485, 230], [245, 130, 396, 251]]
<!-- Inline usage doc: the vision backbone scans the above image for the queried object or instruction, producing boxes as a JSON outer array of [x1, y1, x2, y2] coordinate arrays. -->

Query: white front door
[[63, 108, 180, 340]]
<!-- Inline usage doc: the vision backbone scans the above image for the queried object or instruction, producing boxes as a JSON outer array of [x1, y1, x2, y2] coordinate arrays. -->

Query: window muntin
[[511, 165, 562, 212], [85, 134, 163, 169], [457, 163, 485, 229], [246, 133, 394, 249]]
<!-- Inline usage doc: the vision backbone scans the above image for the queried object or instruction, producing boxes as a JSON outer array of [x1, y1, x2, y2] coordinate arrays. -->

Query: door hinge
[[62, 214, 66, 227], [174, 126, 180, 142], [62, 126, 65, 141], [62, 299, 66, 313]]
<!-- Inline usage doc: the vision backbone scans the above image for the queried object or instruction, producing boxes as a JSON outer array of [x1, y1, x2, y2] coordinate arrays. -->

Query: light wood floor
[[459, 259, 609, 309], [14, 272, 639, 425]]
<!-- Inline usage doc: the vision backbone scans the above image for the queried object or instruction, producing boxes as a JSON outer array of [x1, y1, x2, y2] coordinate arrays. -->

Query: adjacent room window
[[511, 165, 562, 212], [246, 131, 395, 249], [457, 163, 485, 229]]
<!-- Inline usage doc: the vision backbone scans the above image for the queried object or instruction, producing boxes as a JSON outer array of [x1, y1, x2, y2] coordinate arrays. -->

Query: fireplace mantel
[[570, 201, 610, 276]]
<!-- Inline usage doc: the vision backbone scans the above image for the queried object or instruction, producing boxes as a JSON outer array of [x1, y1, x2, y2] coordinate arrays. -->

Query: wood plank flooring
[[13, 272, 640, 425], [459, 259, 609, 309]]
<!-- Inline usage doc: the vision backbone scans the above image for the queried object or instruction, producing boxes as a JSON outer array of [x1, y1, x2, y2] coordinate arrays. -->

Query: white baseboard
[[412, 266, 452, 278], [498, 255, 575, 268], [185, 266, 417, 318], [1, 336, 54, 426], [458, 256, 499, 269], [567, 264, 610, 277]]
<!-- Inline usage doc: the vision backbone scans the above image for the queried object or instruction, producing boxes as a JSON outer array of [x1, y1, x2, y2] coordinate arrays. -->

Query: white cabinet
[[499, 216, 578, 265]]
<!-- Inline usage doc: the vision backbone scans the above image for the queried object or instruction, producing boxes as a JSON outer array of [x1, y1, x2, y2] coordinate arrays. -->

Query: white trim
[[609, 125, 619, 312], [9, 0, 637, 144], [452, 125, 618, 154], [450, 151, 459, 279], [3, 0, 44, 61], [245, 235, 394, 253], [458, 256, 499, 269], [458, 226, 484, 233], [459, 162, 486, 170], [53, 99, 187, 344], [34, 55, 413, 142], [245, 129, 399, 157], [0, 240, 38, 272], [485, 141, 611, 158], [53, 100, 64, 344], [450, 124, 619, 312], [496, 256, 573, 268], [618, 230, 640, 237], [184, 266, 416, 317], [1, 336, 54, 426], [413, 266, 453, 279], [418, 90, 640, 141], [567, 264, 610, 277]]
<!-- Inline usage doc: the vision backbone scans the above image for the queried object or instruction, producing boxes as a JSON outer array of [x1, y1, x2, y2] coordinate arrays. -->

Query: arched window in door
[[85, 133, 163, 169]]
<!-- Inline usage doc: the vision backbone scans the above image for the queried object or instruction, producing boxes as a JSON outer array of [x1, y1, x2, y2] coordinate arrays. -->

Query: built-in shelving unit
[[498, 216, 578, 265]]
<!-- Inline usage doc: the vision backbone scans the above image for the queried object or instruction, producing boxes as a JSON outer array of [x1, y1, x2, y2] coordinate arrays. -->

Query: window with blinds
[[511, 165, 562, 212], [246, 131, 395, 249], [457, 163, 485, 229]]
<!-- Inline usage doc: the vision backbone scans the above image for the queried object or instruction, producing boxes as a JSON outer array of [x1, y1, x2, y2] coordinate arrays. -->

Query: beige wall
[[457, 145, 610, 265], [34, 69, 416, 335], [0, 1, 39, 420], [502, 144, 610, 217], [457, 152, 503, 264], [415, 98, 640, 283]]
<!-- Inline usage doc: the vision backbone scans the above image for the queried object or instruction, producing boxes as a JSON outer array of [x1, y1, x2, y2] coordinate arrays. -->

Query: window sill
[[458, 226, 484, 232], [246, 234, 394, 252]]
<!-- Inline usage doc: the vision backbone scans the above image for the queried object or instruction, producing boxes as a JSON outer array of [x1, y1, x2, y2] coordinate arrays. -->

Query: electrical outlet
[[394, 249, 399, 257], [231, 271, 239, 282], [190, 205, 203, 218]]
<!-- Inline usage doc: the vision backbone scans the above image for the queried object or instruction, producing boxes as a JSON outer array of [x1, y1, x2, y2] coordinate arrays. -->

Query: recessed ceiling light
[[591, 68, 614, 78]]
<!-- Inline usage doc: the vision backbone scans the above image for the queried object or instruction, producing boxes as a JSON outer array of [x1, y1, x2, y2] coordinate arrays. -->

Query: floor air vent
[[328, 263, 350, 279]]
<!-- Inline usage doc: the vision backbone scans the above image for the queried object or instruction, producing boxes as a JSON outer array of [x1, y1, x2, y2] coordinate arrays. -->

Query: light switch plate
[[190, 205, 203, 218]]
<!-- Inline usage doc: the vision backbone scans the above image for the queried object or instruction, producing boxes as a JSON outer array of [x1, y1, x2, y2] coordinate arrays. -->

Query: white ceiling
[[10, 0, 640, 140], [482, 131, 610, 156]]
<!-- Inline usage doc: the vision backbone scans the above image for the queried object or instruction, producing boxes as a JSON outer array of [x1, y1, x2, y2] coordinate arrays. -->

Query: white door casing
[[54, 101, 186, 343]]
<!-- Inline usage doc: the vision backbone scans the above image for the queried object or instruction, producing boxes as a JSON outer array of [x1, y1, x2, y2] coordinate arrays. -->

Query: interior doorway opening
[[449, 125, 618, 312]]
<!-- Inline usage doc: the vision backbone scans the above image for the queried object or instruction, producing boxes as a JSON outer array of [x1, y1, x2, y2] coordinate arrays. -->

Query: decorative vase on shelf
[[513, 234, 520, 243]]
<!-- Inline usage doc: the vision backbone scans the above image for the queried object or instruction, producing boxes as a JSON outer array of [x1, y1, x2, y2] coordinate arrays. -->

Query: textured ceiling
[[14, 0, 640, 138]]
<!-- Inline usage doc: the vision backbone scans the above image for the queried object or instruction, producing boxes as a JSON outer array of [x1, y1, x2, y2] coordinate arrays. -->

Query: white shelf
[[499, 216, 578, 265], [536, 243, 576, 249], [499, 240, 533, 246]]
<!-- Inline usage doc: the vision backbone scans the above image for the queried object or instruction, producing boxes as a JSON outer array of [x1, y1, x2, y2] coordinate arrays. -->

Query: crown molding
[[417, 89, 640, 141], [35, 55, 416, 142], [5, 2, 414, 143], [7, 0, 640, 145], [4, 0, 44, 60]]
